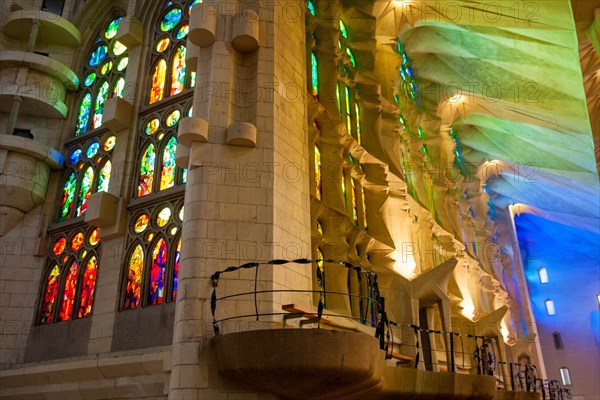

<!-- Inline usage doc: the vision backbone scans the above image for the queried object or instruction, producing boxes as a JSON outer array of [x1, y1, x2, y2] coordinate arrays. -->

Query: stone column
[[169, 0, 311, 398]]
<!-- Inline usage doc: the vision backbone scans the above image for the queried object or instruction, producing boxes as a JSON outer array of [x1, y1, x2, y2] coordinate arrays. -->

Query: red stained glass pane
[[59, 261, 79, 321], [89, 228, 100, 246], [53, 238, 66, 256], [149, 239, 167, 305], [173, 239, 181, 301], [78, 256, 98, 318], [40, 265, 60, 324]]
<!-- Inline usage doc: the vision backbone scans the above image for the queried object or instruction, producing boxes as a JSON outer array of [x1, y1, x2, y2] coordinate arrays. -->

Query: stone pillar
[[169, 0, 311, 398]]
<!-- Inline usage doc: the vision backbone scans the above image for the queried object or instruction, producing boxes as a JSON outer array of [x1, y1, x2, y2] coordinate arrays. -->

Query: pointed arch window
[[76, 17, 129, 136], [38, 227, 101, 324], [121, 0, 197, 311]]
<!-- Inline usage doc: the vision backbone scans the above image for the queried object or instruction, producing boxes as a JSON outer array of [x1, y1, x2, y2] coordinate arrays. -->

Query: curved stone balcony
[[211, 328, 497, 400], [3, 10, 81, 47], [0, 135, 63, 236], [0, 51, 79, 118]]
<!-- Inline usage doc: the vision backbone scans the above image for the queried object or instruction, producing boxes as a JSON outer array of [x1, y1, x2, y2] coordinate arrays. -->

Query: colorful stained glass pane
[[355, 104, 361, 145], [59, 261, 78, 321], [103, 136, 116, 152], [112, 40, 127, 56], [134, 214, 149, 233], [117, 56, 129, 71], [346, 48, 356, 67], [86, 141, 100, 158], [156, 37, 170, 53], [59, 172, 77, 220], [308, 0, 315, 15], [89, 228, 100, 246], [100, 61, 113, 75], [97, 160, 111, 192], [160, 137, 177, 190], [84, 72, 96, 87], [69, 149, 82, 165], [40, 265, 60, 323], [170, 46, 186, 96], [315, 146, 322, 200], [146, 232, 154, 242], [149, 239, 167, 305], [362, 186, 367, 229], [157, 207, 171, 227], [53, 238, 66, 255], [78, 256, 98, 318], [188, 0, 202, 15], [340, 20, 348, 38], [176, 24, 189, 39], [150, 59, 167, 104], [71, 232, 85, 251], [178, 206, 184, 221], [166, 110, 181, 127], [146, 119, 160, 135], [311, 52, 318, 96], [113, 76, 125, 97], [124, 245, 144, 309], [89, 45, 108, 67], [182, 168, 187, 183], [93, 81, 110, 129], [138, 144, 156, 196], [161, 8, 182, 32], [105, 17, 122, 39], [76, 166, 94, 216], [75, 93, 92, 135], [345, 86, 352, 133], [190, 71, 197, 88], [173, 239, 181, 300], [351, 179, 358, 225]]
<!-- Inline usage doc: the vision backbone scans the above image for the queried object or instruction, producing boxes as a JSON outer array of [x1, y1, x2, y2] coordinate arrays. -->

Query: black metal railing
[[208, 258, 571, 396]]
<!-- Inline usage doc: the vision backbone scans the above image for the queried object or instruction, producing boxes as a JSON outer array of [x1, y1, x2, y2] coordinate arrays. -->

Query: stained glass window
[[311, 52, 319, 97], [149, 1, 196, 105], [122, 201, 184, 309], [58, 134, 116, 221], [122, 0, 195, 311], [314, 145, 322, 200], [39, 226, 101, 324], [75, 17, 129, 136]]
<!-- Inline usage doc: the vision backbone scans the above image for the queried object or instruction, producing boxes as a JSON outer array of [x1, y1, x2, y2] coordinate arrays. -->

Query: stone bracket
[[102, 97, 133, 131], [115, 16, 143, 48], [84, 192, 126, 239], [189, 4, 216, 48], [178, 116, 208, 146], [227, 121, 256, 147], [232, 10, 260, 53]]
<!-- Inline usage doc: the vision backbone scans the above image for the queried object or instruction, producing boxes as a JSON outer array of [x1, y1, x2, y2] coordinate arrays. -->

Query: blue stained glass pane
[[160, 8, 182, 32], [86, 142, 100, 158], [89, 45, 108, 67], [308, 0, 315, 15], [69, 149, 82, 165]]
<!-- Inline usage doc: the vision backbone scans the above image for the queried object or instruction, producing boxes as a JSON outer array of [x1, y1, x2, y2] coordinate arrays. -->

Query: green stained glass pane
[[100, 61, 113, 75], [59, 172, 77, 220], [76, 166, 94, 216], [160, 137, 177, 190], [75, 93, 92, 135], [346, 48, 356, 67], [156, 38, 170, 53], [308, 0, 315, 15], [311, 52, 318, 96], [93, 81, 110, 129], [117, 57, 128, 71], [112, 40, 127, 56], [113, 77, 125, 97], [166, 110, 181, 127], [146, 119, 160, 135], [176, 24, 189, 40], [105, 17, 122, 39], [89, 45, 107, 67], [336, 83, 341, 113], [97, 160, 112, 192], [340, 20, 348, 38], [188, 0, 202, 15], [86, 141, 100, 158], [138, 144, 156, 197], [170, 46, 186, 96], [355, 103, 361, 145], [161, 8, 182, 32], [182, 168, 187, 183], [84, 72, 96, 87]]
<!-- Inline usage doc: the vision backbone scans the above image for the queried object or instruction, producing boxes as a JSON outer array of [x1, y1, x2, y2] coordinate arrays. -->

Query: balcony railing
[[209, 258, 571, 398]]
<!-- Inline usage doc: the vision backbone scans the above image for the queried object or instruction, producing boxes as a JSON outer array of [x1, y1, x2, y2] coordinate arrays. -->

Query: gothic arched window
[[37, 16, 127, 324], [121, 0, 197, 310]]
